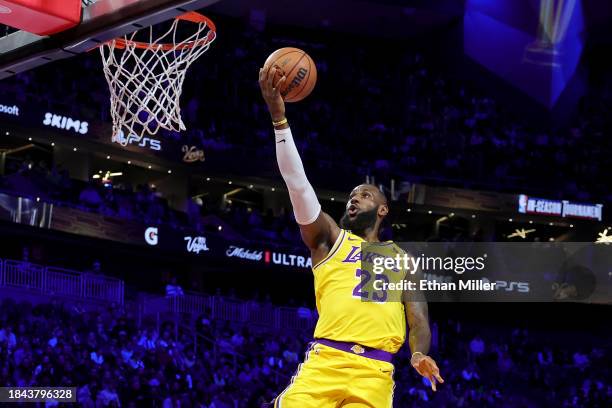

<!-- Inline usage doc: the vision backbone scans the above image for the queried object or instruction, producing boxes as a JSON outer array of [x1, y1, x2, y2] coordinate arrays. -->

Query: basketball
[[264, 47, 317, 103]]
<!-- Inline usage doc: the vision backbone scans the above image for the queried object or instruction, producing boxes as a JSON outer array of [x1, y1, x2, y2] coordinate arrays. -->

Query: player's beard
[[340, 206, 379, 236]]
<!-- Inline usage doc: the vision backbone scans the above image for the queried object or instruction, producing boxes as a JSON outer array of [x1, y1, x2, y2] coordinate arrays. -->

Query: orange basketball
[[264, 47, 317, 103]]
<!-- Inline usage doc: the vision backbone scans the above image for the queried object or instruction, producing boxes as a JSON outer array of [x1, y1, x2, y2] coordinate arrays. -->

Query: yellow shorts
[[274, 342, 395, 408]]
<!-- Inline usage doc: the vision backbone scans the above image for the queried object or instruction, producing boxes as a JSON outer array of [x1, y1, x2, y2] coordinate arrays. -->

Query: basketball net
[[99, 12, 216, 145]]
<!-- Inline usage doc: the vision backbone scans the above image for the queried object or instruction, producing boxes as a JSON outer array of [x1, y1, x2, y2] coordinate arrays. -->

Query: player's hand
[[411, 353, 444, 391], [259, 65, 287, 122]]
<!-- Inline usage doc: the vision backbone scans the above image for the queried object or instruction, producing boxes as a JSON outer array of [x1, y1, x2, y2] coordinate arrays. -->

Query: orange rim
[[110, 12, 216, 51]]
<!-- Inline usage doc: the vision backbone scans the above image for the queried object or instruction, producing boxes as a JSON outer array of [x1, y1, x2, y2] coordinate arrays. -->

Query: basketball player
[[258, 66, 444, 407]]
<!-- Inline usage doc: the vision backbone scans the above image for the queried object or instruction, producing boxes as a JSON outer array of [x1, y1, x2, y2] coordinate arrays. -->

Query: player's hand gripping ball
[[263, 47, 317, 102]]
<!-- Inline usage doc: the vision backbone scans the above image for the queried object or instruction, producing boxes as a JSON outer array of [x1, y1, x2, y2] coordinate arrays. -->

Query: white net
[[99, 13, 216, 145]]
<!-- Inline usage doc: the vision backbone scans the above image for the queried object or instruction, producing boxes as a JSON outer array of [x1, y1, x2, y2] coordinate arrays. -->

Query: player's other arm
[[405, 299, 444, 390], [258, 65, 340, 254], [403, 261, 444, 391]]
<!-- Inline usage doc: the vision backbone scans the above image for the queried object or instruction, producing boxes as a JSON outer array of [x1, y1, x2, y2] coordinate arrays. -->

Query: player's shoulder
[[384, 240, 406, 255]]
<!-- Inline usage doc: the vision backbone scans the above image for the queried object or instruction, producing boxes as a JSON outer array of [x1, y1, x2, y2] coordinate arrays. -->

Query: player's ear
[[378, 204, 389, 217]]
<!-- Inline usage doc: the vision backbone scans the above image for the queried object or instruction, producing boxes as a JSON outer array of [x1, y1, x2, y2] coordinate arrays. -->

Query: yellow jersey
[[312, 229, 406, 353]]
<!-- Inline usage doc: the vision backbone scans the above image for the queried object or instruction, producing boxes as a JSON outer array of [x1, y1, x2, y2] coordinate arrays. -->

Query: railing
[[0, 257, 309, 328], [82, 273, 124, 305], [0, 259, 123, 304], [170, 292, 212, 315], [142, 291, 316, 331], [3, 260, 45, 290], [45, 266, 81, 297]]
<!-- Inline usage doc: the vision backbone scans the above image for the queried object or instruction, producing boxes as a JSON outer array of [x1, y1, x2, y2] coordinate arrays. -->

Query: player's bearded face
[[340, 206, 379, 234]]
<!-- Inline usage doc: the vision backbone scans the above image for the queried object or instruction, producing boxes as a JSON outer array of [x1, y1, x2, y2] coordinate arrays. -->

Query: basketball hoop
[[99, 12, 216, 145]]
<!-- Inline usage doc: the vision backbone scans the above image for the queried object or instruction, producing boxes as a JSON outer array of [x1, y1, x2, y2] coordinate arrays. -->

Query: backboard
[[0, 0, 220, 80]]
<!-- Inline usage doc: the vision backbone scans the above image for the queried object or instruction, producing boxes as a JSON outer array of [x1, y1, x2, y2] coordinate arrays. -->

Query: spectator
[[165, 277, 184, 297], [79, 185, 103, 209], [469, 334, 485, 360]]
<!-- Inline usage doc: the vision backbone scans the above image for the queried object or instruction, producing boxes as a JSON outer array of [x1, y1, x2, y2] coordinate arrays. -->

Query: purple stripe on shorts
[[315, 338, 394, 363]]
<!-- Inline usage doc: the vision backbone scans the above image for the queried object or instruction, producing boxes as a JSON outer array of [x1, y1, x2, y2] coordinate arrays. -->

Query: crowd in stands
[[0, 156, 305, 245], [0, 158, 186, 226], [0, 294, 609, 407], [3, 15, 612, 204], [2, 14, 612, 247]]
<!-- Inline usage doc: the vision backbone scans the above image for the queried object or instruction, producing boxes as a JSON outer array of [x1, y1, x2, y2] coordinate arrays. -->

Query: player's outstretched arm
[[258, 65, 340, 255]]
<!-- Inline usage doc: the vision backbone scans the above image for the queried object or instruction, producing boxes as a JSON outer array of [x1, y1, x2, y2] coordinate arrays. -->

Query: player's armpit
[[299, 211, 341, 257]]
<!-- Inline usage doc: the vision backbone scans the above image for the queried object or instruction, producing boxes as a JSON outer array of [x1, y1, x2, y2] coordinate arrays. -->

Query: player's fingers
[[428, 361, 444, 384], [262, 63, 271, 77], [274, 76, 287, 96], [267, 66, 277, 90], [259, 67, 266, 85], [429, 376, 437, 392]]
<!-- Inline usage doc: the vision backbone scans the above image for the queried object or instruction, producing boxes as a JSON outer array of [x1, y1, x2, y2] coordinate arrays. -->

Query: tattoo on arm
[[405, 297, 431, 356], [402, 253, 431, 355]]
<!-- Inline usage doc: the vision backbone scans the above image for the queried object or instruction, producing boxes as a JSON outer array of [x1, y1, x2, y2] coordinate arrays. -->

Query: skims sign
[[43, 112, 88, 134]]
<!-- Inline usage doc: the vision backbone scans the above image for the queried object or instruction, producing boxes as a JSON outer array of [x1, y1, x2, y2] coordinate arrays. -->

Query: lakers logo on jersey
[[351, 344, 365, 354], [312, 229, 406, 354]]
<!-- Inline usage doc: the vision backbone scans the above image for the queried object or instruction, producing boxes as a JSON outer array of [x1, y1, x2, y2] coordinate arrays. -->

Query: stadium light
[[595, 228, 612, 244], [168, 170, 172, 174], [51, 142, 55, 146], [28, 137, 32, 141], [428, 210, 432, 214], [106, 155, 111, 159], [73, 147, 77, 151]]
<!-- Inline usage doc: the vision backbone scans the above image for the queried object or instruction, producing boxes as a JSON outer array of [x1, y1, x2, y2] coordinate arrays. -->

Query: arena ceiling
[[206, 0, 464, 38]]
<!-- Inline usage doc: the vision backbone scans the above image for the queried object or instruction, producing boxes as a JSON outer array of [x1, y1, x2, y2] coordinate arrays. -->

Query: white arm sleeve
[[274, 127, 321, 225]]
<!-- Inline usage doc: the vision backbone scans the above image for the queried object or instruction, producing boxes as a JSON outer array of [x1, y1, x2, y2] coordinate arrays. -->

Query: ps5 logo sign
[[144, 227, 158, 246], [184, 236, 209, 254], [43, 112, 89, 134], [113, 131, 162, 151]]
